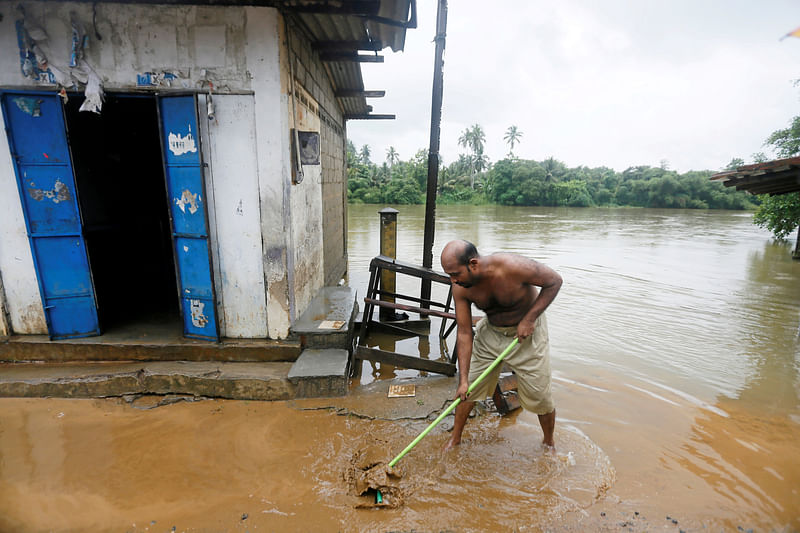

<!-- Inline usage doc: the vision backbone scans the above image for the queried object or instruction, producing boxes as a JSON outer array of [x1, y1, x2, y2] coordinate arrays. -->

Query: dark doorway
[[65, 94, 179, 331]]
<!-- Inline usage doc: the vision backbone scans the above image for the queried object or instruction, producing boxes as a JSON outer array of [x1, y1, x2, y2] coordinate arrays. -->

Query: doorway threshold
[[1, 315, 301, 363]]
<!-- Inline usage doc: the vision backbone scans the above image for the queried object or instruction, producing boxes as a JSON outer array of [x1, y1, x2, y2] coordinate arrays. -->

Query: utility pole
[[421, 0, 447, 307]]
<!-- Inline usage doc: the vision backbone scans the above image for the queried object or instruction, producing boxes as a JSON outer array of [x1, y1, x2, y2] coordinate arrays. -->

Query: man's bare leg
[[443, 399, 475, 451], [538, 409, 556, 449]]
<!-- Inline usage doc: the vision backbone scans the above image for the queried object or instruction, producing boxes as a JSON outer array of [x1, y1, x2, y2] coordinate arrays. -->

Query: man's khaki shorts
[[467, 314, 554, 415]]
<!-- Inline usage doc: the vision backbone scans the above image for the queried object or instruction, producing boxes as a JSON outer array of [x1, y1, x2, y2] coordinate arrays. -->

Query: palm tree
[[458, 124, 487, 188], [543, 156, 563, 182], [457, 127, 472, 152], [504, 125, 523, 158], [386, 146, 399, 167], [468, 124, 486, 156], [359, 144, 371, 165], [474, 151, 489, 173], [458, 128, 474, 180]]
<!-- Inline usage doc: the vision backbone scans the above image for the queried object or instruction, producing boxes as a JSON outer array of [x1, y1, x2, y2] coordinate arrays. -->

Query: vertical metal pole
[[794, 197, 800, 260], [794, 221, 800, 260], [421, 0, 448, 307], [379, 207, 398, 319]]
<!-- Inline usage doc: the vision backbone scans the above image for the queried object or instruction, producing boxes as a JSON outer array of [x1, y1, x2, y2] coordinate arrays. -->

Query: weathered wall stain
[[27, 179, 71, 203], [13, 302, 48, 334], [264, 245, 285, 265], [267, 273, 290, 338]]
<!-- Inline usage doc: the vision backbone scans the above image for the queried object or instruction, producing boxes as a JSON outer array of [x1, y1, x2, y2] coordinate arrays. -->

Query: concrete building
[[0, 0, 414, 348]]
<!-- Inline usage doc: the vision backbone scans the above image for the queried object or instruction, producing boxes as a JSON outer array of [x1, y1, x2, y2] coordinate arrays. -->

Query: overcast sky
[[347, 1, 800, 173]]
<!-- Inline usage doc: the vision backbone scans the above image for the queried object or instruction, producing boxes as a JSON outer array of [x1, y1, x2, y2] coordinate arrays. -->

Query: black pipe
[[421, 0, 447, 307]]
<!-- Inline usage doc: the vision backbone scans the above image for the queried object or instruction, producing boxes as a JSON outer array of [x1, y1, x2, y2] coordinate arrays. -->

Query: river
[[0, 205, 797, 532], [348, 204, 800, 529]]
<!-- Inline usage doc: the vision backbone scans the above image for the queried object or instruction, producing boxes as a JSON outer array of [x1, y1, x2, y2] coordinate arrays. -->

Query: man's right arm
[[453, 288, 474, 401]]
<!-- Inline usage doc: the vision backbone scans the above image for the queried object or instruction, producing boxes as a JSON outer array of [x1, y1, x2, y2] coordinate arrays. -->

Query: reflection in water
[[665, 239, 800, 529], [739, 242, 800, 415], [678, 399, 800, 528]]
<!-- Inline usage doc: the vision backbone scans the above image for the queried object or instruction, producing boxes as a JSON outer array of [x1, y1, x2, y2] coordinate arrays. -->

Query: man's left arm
[[517, 259, 562, 340]]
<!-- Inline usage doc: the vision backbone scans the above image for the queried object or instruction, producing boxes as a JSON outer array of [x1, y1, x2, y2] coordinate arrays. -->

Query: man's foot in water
[[542, 439, 557, 455], [442, 436, 461, 452]]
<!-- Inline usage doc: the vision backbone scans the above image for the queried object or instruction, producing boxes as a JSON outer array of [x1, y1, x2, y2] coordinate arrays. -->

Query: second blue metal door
[[157, 95, 219, 341]]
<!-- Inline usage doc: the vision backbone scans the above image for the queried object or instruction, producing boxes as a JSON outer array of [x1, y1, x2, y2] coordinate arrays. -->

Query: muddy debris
[[123, 394, 209, 410], [344, 438, 405, 509]]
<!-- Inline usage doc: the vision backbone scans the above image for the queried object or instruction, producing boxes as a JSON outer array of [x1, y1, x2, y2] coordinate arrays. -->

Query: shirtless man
[[440, 240, 563, 451]]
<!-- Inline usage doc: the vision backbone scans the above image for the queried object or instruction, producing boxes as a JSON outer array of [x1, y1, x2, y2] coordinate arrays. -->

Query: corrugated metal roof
[[710, 156, 800, 196], [293, 1, 411, 51], [291, 0, 414, 119]]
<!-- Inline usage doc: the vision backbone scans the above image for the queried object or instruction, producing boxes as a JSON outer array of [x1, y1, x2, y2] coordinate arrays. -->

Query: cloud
[[348, 0, 800, 172]]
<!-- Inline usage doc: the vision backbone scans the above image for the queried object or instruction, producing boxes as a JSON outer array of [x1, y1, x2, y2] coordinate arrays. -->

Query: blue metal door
[[0, 91, 100, 339], [157, 95, 219, 341]]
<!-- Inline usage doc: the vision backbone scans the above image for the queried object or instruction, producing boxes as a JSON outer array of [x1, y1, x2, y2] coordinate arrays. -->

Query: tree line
[[349, 118, 800, 247], [346, 134, 754, 210]]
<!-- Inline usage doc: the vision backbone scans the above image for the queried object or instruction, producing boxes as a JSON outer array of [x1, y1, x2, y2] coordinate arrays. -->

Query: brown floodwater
[[1, 205, 798, 532]]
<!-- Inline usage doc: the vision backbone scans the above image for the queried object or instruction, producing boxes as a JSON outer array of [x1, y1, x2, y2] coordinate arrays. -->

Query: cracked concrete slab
[[0, 361, 295, 400]]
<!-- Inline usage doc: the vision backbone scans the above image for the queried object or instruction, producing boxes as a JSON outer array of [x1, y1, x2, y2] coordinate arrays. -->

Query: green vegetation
[[752, 114, 800, 242], [349, 114, 799, 253], [346, 138, 755, 210], [753, 193, 800, 240]]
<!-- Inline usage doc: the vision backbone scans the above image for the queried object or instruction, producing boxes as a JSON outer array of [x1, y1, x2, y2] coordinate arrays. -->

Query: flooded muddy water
[[1, 206, 798, 532], [0, 396, 615, 532]]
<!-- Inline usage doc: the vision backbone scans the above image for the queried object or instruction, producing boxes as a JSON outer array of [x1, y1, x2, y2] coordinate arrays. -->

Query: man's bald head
[[441, 240, 479, 266], [441, 240, 480, 288]]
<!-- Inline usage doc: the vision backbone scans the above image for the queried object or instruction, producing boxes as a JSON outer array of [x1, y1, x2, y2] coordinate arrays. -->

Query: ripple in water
[[306, 411, 615, 531]]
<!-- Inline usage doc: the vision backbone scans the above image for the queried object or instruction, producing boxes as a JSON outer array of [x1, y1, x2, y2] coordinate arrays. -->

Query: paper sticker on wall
[[190, 299, 209, 327], [168, 131, 197, 156], [13, 97, 44, 117], [175, 189, 199, 214]]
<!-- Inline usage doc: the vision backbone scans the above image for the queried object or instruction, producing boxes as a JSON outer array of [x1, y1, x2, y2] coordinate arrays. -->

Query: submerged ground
[[0, 367, 796, 532]]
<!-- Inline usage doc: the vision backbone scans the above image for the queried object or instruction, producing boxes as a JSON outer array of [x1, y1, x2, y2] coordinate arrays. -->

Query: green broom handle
[[387, 337, 519, 468]]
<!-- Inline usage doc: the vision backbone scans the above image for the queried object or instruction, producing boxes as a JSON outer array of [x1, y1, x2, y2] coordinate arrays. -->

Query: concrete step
[[0, 335, 302, 363], [291, 286, 358, 350], [287, 348, 349, 398], [0, 361, 296, 401]]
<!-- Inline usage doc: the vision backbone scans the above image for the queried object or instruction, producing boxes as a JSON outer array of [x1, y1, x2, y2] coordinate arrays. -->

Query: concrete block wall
[[285, 23, 348, 288]]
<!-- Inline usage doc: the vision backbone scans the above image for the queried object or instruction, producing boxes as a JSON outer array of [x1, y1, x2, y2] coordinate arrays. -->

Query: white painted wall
[[0, 125, 47, 334], [289, 85, 324, 315], [245, 7, 293, 339], [198, 93, 268, 338]]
